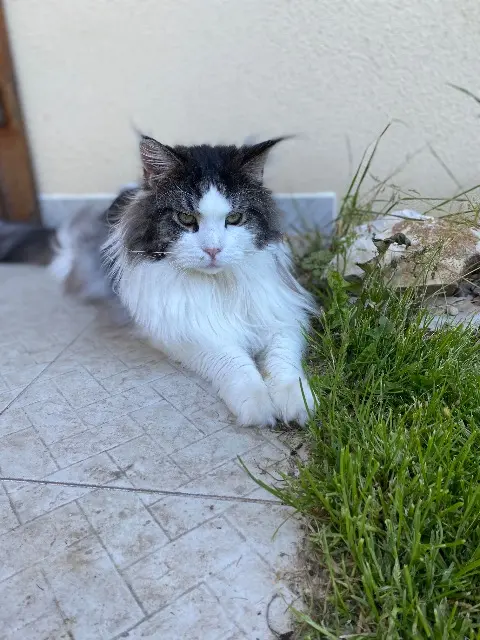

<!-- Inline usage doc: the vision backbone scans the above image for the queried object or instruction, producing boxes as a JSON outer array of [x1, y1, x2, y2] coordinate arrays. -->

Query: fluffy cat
[[52, 136, 316, 426]]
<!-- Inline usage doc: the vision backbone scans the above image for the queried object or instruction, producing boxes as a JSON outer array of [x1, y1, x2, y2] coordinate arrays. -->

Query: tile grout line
[[1, 422, 288, 528], [0, 475, 283, 505], [0, 480, 21, 527], [222, 510, 300, 574], [94, 356, 173, 393], [27, 421, 62, 473], [0, 318, 97, 416], [50, 431, 148, 472], [0, 507, 94, 586], [108, 582, 206, 640], [40, 566, 75, 640], [201, 580, 249, 638], [103, 449, 173, 542], [75, 500, 149, 619]]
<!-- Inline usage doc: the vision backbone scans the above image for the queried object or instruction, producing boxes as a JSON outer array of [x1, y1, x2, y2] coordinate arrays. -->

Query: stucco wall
[[4, 0, 480, 199]]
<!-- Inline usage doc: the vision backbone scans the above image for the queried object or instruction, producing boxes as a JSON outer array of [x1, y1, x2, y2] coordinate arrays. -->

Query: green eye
[[177, 212, 197, 227], [225, 212, 243, 226]]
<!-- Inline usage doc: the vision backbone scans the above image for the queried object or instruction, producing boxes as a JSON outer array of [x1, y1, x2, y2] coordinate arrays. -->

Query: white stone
[[330, 212, 480, 293]]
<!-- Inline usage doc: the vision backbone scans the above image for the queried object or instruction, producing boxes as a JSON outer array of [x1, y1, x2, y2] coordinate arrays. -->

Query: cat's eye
[[177, 212, 197, 227], [225, 212, 244, 226]]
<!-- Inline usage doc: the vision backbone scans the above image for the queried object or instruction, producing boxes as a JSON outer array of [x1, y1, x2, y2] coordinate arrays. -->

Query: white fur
[[106, 204, 317, 426], [197, 185, 232, 218], [49, 225, 74, 281]]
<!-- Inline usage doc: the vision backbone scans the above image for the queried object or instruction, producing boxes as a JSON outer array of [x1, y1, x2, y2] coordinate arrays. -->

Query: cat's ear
[[237, 137, 286, 182], [139, 135, 184, 183]]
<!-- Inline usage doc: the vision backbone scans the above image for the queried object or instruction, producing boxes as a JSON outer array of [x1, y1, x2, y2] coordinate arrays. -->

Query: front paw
[[268, 378, 315, 426], [223, 382, 277, 427]]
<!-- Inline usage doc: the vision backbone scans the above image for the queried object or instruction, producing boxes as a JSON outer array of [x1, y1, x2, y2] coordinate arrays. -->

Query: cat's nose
[[203, 247, 222, 260]]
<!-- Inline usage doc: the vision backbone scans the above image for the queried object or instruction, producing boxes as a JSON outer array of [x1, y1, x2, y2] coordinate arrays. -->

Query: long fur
[[51, 137, 317, 426]]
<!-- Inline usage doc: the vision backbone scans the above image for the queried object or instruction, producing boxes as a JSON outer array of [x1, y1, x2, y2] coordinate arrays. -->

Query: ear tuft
[[139, 135, 183, 183], [237, 137, 287, 182]]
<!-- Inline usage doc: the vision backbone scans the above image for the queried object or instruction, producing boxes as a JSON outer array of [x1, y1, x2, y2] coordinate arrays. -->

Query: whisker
[[129, 250, 176, 255]]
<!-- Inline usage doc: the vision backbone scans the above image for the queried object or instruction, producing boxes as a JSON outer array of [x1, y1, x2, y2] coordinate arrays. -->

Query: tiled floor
[[0, 265, 301, 640]]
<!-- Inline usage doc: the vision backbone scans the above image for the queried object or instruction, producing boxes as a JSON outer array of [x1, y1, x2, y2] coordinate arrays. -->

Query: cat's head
[[118, 136, 285, 275]]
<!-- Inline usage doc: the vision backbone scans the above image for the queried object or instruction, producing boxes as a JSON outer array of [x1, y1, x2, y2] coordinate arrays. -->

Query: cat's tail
[[49, 205, 112, 301]]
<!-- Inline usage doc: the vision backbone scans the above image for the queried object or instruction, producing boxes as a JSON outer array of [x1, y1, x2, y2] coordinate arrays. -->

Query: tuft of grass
[[267, 270, 480, 638], [261, 127, 480, 638]]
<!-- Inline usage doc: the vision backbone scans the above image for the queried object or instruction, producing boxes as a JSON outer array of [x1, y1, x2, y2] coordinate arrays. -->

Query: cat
[[51, 136, 316, 426]]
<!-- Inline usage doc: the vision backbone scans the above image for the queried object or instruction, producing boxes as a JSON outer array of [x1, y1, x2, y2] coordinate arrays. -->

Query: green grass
[[263, 274, 480, 638], [290, 274, 480, 638], [261, 130, 480, 638]]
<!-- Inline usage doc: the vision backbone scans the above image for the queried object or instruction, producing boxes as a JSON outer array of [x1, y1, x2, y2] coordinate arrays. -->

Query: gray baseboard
[[40, 191, 336, 234]]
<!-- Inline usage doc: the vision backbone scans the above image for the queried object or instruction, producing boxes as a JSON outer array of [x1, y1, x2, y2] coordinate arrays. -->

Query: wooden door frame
[[0, 0, 39, 223]]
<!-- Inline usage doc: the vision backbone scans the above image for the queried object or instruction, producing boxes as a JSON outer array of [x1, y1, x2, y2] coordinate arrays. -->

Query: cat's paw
[[225, 382, 277, 427], [268, 378, 315, 426]]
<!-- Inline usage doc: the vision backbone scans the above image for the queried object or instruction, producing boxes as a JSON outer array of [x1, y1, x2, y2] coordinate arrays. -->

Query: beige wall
[[5, 0, 480, 199]]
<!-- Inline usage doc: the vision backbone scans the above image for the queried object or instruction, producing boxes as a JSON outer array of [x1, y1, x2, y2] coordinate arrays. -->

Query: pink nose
[[203, 247, 222, 260]]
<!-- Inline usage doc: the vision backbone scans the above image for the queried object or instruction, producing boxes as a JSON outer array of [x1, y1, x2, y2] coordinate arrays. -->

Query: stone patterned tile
[[0, 485, 19, 534], [19, 330, 68, 355], [109, 435, 190, 504], [101, 359, 176, 394], [151, 371, 216, 417], [32, 344, 77, 368], [0, 374, 8, 393], [0, 406, 32, 438], [8, 380, 64, 410], [152, 442, 287, 540], [177, 440, 287, 503], [0, 428, 58, 478], [208, 552, 296, 638], [0, 341, 37, 374], [66, 343, 129, 380], [126, 584, 236, 639], [172, 363, 218, 393], [36, 352, 87, 381], [42, 535, 144, 639], [130, 399, 205, 453], [0, 502, 90, 581], [189, 400, 236, 435], [2, 363, 47, 390], [53, 367, 109, 409], [179, 458, 260, 499], [77, 384, 160, 426], [173, 426, 267, 478], [0, 388, 23, 413], [23, 398, 87, 444], [48, 322, 94, 347], [150, 495, 232, 540], [0, 328, 22, 347], [78, 487, 169, 568], [48, 415, 142, 468], [8, 452, 122, 523], [224, 490, 300, 571], [106, 339, 162, 368], [7, 610, 70, 640], [0, 566, 60, 638], [124, 517, 246, 613]]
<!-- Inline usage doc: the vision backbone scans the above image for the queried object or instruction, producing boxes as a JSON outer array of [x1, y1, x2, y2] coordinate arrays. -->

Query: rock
[[425, 295, 480, 329], [329, 210, 480, 293], [446, 304, 459, 316]]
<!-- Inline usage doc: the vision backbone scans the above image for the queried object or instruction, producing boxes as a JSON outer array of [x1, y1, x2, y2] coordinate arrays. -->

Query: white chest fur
[[116, 242, 313, 353]]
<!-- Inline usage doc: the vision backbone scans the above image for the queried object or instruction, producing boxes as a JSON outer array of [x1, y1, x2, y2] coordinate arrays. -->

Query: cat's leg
[[164, 342, 277, 427], [261, 328, 315, 425]]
